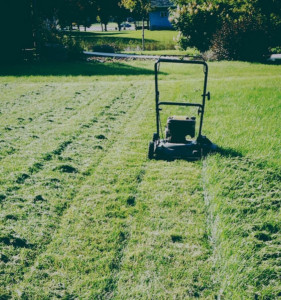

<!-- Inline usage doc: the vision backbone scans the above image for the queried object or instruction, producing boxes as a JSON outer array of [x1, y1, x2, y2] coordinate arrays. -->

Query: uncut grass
[[202, 62, 281, 298]]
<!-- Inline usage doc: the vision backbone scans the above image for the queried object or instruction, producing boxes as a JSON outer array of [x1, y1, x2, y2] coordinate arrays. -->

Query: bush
[[92, 44, 120, 53], [170, 3, 221, 52], [271, 46, 281, 54], [171, 0, 281, 61], [39, 29, 83, 61], [211, 17, 269, 61], [62, 36, 83, 60]]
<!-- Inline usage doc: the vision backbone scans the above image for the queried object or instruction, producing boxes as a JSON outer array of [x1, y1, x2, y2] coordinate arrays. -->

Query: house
[[149, 0, 175, 30]]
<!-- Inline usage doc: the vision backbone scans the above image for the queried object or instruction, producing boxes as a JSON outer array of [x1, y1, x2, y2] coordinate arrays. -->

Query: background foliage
[[170, 0, 281, 60]]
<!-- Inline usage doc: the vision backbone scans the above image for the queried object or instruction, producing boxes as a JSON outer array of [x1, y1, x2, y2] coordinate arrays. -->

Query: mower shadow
[[152, 146, 243, 162], [216, 146, 243, 158], [0, 61, 158, 77]]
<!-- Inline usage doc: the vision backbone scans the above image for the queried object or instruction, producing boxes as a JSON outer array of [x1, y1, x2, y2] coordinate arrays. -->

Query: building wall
[[149, 10, 173, 30]]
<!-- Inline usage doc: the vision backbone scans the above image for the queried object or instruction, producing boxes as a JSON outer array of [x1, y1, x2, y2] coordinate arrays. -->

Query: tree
[[170, 0, 281, 60], [96, 0, 112, 31], [37, 0, 97, 30], [121, 0, 151, 50], [112, 1, 128, 31], [94, 0, 129, 32], [0, 0, 34, 63]]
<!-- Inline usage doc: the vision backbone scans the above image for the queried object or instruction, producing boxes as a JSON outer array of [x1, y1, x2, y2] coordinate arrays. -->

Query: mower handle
[[156, 58, 208, 70], [154, 58, 209, 138], [158, 102, 203, 108]]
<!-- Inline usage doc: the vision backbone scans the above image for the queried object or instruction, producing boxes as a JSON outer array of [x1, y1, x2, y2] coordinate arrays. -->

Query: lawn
[[68, 30, 177, 52], [0, 60, 280, 298]]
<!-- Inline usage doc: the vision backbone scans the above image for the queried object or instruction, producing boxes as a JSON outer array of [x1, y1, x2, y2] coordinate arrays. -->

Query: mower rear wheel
[[153, 133, 158, 142], [148, 141, 155, 160]]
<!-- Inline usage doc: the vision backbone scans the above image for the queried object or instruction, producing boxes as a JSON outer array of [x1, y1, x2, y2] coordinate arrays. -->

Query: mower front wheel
[[148, 141, 155, 160]]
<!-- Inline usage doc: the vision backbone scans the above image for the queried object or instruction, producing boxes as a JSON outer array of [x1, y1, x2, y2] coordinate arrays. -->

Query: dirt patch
[[33, 195, 46, 202], [95, 134, 107, 140], [16, 173, 30, 184], [54, 164, 78, 173]]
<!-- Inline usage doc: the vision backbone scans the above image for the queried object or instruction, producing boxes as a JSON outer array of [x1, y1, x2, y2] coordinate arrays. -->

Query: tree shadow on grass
[[69, 31, 157, 42], [67, 32, 164, 51], [0, 61, 158, 77]]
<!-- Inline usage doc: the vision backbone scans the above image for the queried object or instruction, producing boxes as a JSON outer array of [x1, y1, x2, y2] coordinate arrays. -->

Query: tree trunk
[[101, 23, 103, 31], [84, 26, 87, 32], [31, 0, 37, 50], [117, 22, 121, 31], [104, 23, 108, 31], [142, 18, 145, 51]]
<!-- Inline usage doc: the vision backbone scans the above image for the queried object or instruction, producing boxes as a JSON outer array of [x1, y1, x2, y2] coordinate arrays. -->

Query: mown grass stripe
[[99, 167, 147, 298], [12, 84, 153, 299], [0, 82, 146, 296], [0, 85, 94, 159], [0, 83, 128, 187], [114, 160, 217, 299]]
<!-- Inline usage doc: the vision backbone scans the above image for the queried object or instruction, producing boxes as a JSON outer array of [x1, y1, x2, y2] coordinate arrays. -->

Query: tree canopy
[[121, 0, 151, 17], [36, 0, 130, 30], [170, 0, 281, 60]]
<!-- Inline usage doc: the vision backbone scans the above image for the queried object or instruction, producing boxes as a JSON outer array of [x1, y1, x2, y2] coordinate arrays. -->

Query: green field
[[0, 60, 280, 298], [69, 30, 177, 51]]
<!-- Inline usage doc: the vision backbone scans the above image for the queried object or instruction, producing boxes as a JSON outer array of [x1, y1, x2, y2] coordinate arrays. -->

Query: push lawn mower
[[148, 57, 216, 160]]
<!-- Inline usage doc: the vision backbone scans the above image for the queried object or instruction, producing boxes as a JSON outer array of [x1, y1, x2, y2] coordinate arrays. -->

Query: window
[[160, 11, 168, 18]]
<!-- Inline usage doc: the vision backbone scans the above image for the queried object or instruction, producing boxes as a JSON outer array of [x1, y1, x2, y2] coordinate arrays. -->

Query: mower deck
[[149, 135, 216, 161]]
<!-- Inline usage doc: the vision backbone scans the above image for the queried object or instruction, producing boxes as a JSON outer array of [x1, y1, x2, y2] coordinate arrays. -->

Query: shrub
[[211, 17, 269, 61], [171, 0, 281, 61], [39, 29, 83, 61], [170, 3, 220, 52], [92, 44, 119, 53]]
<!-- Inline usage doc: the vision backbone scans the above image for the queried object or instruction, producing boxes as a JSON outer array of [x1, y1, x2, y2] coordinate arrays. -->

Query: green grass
[[123, 49, 200, 56], [69, 30, 177, 52], [0, 60, 280, 298]]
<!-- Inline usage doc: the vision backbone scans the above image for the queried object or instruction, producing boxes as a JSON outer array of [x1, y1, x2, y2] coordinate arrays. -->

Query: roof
[[151, 0, 174, 8]]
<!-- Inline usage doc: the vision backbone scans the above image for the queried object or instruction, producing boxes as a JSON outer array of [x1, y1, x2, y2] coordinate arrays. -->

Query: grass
[[0, 60, 280, 298], [123, 49, 200, 56], [68, 30, 177, 52]]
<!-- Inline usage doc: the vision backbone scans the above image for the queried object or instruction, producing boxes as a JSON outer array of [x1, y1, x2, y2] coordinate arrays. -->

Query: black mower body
[[148, 58, 216, 160]]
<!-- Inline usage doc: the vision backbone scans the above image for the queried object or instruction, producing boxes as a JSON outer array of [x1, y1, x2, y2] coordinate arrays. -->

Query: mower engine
[[165, 116, 196, 143]]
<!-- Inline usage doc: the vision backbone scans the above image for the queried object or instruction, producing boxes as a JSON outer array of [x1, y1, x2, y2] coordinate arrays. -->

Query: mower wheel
[[148, 141, 155, 159], [153, 133, 158, 142]]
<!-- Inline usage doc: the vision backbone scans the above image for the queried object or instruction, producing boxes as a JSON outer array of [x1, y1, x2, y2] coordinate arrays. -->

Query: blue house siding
[[149, 10, 173, 30]]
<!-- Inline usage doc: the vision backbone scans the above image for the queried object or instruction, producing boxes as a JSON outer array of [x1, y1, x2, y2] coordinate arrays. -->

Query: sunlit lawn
[[0, 60, 280, 298]]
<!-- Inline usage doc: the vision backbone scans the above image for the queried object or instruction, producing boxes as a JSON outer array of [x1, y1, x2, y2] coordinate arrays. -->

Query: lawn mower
[[148, 57, 216, 160]]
